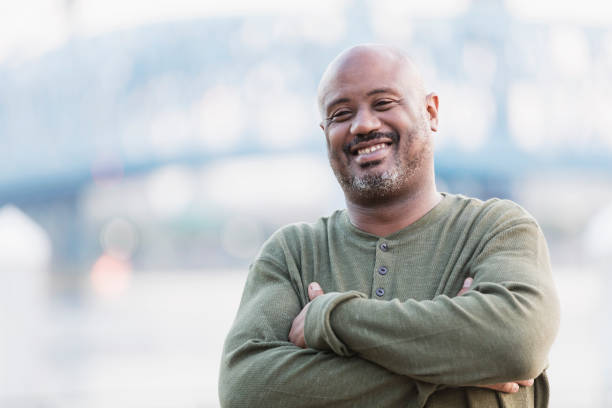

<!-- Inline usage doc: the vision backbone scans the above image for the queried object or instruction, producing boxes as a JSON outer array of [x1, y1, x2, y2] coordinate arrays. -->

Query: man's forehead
[[317, 45, 423, 112], [318, 66, 412, 113]]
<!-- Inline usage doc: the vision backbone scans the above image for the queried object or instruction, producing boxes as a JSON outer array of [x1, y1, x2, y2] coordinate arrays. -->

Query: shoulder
[[438, 193, 544, 247], [254, 210, 345, 263], [444, 193, 538, 229]]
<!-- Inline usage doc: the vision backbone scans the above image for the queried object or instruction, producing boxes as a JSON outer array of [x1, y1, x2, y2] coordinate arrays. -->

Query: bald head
[[317, 44, 426, 118], [316, 43, 440, 210]]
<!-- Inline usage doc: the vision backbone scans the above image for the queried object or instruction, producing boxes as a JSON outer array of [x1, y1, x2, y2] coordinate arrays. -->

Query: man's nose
[[350, 109, 381, 135]]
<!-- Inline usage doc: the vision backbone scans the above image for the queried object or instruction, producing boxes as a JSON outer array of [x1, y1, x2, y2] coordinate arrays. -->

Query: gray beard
[[349, 167, 401, 195], [334, 164, 404, 202], [330, 118, 431, 202]]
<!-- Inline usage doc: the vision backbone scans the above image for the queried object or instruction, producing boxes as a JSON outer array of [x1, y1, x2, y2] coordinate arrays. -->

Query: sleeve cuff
[[304, 291, 366, 356]]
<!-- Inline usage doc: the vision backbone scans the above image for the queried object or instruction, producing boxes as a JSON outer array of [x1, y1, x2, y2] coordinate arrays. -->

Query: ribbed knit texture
[[219, 193, 560, 407]]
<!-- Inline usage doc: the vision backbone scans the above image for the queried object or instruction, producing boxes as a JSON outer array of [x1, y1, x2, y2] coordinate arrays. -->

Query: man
[[219, 44, 559, 407]]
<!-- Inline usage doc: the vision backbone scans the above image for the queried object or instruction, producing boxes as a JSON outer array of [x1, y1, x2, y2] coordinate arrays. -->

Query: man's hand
[[456, 276, 473, 296], [458, 277, 534, 394], [477, 379, 534, 393], [289, 282, 324, 348], [289, 278, 534, 394]]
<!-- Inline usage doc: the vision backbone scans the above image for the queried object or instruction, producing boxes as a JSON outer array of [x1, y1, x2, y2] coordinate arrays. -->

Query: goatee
[[337, 165, 403, 202], [329, 126, 430, 203], [331, 131, 405, 202]]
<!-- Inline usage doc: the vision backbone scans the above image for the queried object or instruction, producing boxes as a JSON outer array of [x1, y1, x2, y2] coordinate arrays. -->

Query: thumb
[[457, 277, 473, 296], [308, 282, 324, 301]]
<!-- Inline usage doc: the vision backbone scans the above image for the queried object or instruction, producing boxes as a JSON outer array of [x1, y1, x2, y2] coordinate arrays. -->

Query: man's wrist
[[304, 290, 366, 355]]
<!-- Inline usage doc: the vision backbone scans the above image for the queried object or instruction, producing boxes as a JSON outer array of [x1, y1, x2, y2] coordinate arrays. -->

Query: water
[[0, 267, 606, 407]]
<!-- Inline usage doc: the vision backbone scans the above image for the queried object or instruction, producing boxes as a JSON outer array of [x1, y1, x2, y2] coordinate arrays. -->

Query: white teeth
[[357, 143, 386, 155]]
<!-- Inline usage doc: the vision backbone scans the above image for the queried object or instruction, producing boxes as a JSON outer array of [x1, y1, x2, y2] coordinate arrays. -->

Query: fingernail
[[310, 282, 319, 290], [512, 384, 519, 392], [463, 277, 473, 287]]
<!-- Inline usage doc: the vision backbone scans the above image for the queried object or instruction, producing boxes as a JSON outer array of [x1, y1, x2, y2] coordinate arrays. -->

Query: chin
[[342, 167, 403, 201]]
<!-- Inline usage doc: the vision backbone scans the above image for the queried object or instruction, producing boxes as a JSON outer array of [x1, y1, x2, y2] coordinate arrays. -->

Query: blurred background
[[1, 0, 611, 406]]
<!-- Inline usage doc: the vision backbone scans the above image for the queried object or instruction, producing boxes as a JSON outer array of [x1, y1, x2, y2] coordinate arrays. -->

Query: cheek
[[325, 126, 346, 151], [325, 132, 350, 167], [383, 108, 418, 127]]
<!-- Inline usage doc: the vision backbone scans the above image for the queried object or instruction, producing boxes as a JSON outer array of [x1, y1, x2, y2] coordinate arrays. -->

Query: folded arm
[[218, 257, 436, 408], [290, 280, 534, 394], [302, 221, 560, 386]]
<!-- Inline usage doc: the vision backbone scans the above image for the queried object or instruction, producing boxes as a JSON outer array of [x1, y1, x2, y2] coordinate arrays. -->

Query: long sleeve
[[304, 218, 560, 386], [218, 256, 435, 408]]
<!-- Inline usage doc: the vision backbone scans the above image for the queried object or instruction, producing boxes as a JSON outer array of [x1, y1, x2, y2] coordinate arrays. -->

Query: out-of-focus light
[[100, 217, 139, 260], [238, 20, 276, 52], [508, 79, 612, 153], [513, 174, 612, 234], [220, 217, 264, 260], [603, 31, 612, 69], [584, 203, 612, 259], [90, 253, 131, 297], [256, 93, 313, 149], [0, 205, 50, 399], [238, 6, 348, 51], [368, 0, 470, 47], [71, 0, 350, 37], [201, 154, 340, 222], [146, 165, 195, 219], [593, 92, 612, 149], [462, 43, 497, 85], [80, 176, 152, 223], [507, 82, 544, 152], [242, 60, 301, 102], [550, 26, 591, 78], [91, 154, 125, 185], [368, 0, 471, 21], [192, 85, 245, 153], [369, 7, 414, 44], [0, 205, 51, 270], [0, 0, 67, 65], [0, 0, 349, 65], [282, 12, 347, 45], [150, 109, 193, 158], [506, 0, 612, 25], [241, 60, 316, 149], [437, 83, 495, 151]]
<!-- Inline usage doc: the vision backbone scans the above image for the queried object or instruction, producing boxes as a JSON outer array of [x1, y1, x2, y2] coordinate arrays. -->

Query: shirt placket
[[372, 239, 391, 299]]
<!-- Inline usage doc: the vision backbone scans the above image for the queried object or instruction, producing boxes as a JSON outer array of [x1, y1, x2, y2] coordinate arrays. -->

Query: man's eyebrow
[[325, 97, 350, 113], [367, 88, 396, 96]]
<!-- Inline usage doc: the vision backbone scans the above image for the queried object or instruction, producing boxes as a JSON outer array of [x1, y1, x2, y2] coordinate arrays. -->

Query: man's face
[[319, 52, 436, 203]]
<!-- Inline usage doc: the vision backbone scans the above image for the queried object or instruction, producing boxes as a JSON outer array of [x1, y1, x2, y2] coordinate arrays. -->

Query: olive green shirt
[[219, 193, 560, 407]]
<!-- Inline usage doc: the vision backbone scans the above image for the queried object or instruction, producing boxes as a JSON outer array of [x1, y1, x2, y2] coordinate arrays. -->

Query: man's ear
[[426, 92, 439, 132]]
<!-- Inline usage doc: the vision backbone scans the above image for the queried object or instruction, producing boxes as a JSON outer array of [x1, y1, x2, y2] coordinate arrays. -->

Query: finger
[[308, 282, 324, 300], [457, 277, 473, 296], [481, 382, 519, 393], [516, 379, 534, 387], [288, 307, 308, 348], [288, 322, 305, 348]]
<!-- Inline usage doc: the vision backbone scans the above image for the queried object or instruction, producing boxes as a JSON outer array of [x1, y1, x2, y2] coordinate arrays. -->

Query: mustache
[[342, 131, 399, 155]]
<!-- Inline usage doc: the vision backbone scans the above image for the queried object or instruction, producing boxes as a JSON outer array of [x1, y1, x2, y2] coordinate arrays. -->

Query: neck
[[345, 184, 442, 237]]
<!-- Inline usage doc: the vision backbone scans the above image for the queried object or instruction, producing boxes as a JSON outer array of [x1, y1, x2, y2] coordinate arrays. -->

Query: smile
[[353, 142, 393, 166], [357, 143, 388, 156]]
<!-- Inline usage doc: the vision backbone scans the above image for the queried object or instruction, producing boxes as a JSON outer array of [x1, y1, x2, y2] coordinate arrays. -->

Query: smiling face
[[318, 45, 439, 205]]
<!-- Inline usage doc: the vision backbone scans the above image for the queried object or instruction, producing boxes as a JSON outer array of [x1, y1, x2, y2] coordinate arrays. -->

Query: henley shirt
[[219, 193, 560, 407]]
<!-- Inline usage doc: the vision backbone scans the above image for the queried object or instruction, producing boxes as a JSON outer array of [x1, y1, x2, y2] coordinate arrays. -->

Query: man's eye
[[374, 100, 393, 109], [329, 110, 351, 121]]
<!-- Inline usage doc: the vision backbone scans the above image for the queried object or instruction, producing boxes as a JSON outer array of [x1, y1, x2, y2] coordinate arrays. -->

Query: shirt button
[[376, 288, 385, 297], [378, 266, 388, 275], [379, 242, 388, 251]]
